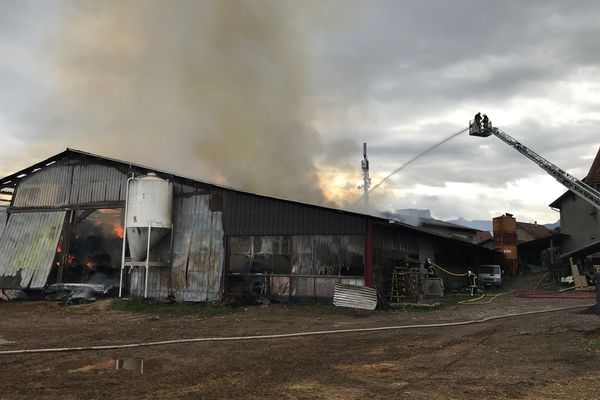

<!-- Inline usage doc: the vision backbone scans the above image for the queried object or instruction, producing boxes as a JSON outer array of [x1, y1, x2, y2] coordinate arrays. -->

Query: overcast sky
[[1, 0, 599, 224]]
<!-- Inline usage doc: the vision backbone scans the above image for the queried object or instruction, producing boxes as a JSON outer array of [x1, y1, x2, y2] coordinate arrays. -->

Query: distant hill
[[447, 217, 560, 233], [386, 210, 560, 233], [392, 212, 491, 232], [446, 218, 492, 232], [544, 220, 560, 231]]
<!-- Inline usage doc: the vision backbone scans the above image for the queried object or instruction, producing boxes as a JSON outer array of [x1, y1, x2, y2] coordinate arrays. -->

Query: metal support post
[[144, 222, 152, 298]]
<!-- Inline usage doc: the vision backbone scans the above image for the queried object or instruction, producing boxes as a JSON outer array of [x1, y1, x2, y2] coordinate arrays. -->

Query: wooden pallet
[[389, 267, 421, 303]]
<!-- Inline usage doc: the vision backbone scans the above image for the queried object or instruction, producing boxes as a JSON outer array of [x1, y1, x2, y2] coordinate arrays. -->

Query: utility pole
[[360, 142, 371, 205]]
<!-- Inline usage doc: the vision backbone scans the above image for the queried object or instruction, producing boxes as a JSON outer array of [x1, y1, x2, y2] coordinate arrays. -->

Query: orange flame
[[57, 237, 63, 253], [113, 223, 124, 239], [84, 259, 94, 269]]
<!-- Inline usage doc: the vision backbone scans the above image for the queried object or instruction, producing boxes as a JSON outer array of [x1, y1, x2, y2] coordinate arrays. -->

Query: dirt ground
[[1, 273, 599, 400]]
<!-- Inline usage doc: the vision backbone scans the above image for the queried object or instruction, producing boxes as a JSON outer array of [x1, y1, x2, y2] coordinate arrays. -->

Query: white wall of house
[[558, 192, 600, 253]]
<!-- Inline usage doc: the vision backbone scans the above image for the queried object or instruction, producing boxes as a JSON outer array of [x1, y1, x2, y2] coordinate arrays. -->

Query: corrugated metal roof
[[12, 158, 127, 208], [69, 162, 126, 204], [1, 148, 384, 224], [0, 211, 66, 289], [223, 191, 367, 236], [0, 207, 6, 238], [12, 163, 71, 207], [2, 148, 493, 249], [560, 239, 600, 259]]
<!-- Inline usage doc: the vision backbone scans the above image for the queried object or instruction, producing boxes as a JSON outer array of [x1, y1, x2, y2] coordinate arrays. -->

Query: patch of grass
[[442, 296, 466, 306], [584, 338, 600, 352], [110, 299, 244, 317], [482, 288, 506, 295]]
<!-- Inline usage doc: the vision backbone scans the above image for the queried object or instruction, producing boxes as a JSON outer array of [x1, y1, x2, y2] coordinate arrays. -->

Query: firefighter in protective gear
[[482, 114, 490, 130], [467, 270, 479, 296], [474, 112, 482, 131]]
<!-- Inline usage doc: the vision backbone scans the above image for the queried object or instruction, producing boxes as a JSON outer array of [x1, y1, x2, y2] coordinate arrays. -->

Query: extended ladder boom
[[469, 116, 600, 209]]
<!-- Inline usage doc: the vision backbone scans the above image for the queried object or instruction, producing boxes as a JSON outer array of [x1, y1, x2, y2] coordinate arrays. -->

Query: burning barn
[[0, 149, 494, 302]]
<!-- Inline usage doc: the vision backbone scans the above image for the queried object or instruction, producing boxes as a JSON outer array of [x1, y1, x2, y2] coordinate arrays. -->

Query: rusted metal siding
[[0, 211, 66, 289], [373, 226, 420, 267], [129, 267, 170, 298], [222, 191, 367, 236], [228, 234, 365, 299], [13, 162, 71, 208], [229, 235, 364, 276], [288, 276, 365, 298], [291, 236, 365, 275], [69, 162, 126, 205], [127, 192, 225, 301], [171, 194, 224, 301], [12, 158, 126, 209]]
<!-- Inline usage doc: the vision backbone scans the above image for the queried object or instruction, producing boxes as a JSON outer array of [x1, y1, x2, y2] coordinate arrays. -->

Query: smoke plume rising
[[46, 1, 327, 204]]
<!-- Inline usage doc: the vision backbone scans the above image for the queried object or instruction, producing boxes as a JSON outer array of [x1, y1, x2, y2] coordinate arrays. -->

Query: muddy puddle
[[56, 358, 166, 374]]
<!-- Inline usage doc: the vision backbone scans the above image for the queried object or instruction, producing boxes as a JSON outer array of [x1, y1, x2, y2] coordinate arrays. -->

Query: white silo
[[125, 173, 173, 261]]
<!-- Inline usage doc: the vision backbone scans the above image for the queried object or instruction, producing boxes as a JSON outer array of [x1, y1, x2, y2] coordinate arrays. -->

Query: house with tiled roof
[[549, 147, 600, 257], [516, 222, 553, 244]]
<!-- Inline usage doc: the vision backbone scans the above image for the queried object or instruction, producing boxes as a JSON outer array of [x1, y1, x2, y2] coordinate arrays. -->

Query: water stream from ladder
[[365, 127, 468, 198]]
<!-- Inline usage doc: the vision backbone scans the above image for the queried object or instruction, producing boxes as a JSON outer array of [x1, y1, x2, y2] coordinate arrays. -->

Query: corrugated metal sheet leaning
[[0, 211, 66, 289], [333, 283, 378, 310]]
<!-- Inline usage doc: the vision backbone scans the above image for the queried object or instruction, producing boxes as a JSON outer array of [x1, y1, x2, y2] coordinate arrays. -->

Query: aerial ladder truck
[[469, 113, 600, 209]]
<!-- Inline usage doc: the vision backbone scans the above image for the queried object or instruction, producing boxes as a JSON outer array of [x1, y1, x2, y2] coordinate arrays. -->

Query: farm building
[[549, 146, 600, 258], [0, 149, 495, 302]]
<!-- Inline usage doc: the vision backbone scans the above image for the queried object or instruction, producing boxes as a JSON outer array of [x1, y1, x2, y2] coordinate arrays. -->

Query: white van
[[477, 264, 502, 289]]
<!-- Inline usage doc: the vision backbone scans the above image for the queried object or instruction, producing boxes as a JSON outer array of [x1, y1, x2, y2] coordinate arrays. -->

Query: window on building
[[228, 236, 292, 275]]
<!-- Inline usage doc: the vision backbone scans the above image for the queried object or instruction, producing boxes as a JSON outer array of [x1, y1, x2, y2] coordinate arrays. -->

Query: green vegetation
[[111, 298, 244, 317], [585, 338, 600, 352]]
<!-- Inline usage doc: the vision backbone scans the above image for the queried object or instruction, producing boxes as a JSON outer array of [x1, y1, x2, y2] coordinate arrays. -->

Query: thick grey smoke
[[45, 0, 327, 203]]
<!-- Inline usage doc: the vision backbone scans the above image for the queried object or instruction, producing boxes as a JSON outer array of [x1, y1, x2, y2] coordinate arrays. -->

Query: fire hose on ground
[[427, 260, 471, 278], [425, 261, 593, 304], [516, 292, 595, 300], [0, 304, 593, 356], [426, 259, 481, 299]]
